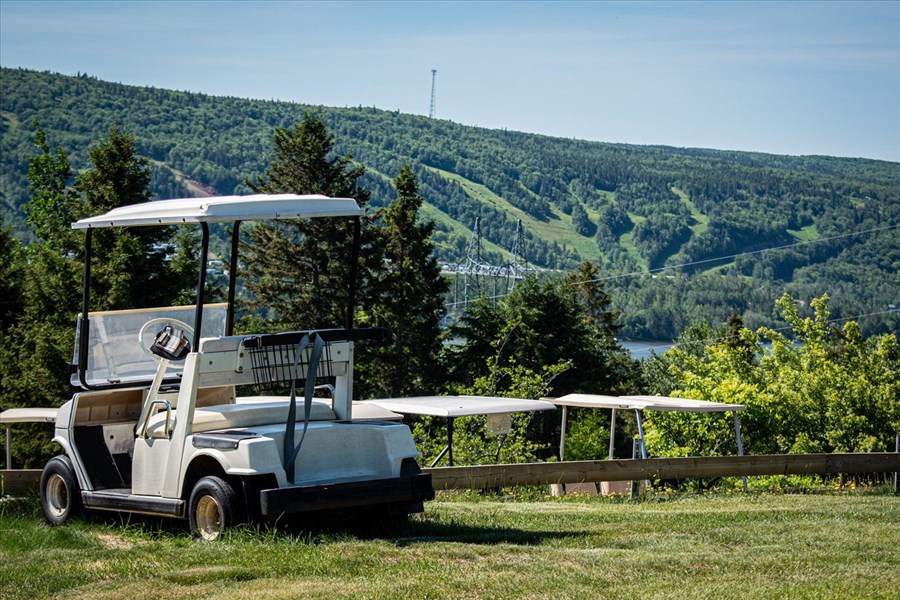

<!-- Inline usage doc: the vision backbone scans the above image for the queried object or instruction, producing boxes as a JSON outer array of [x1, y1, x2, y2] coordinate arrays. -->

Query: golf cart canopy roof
[[0, 407, 59, 424], [365, 396, 557, 418], [550, 394, 745, 412], [71, 194, 364, 229]]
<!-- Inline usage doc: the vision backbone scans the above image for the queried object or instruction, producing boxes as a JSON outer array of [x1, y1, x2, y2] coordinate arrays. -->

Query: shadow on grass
[[389, 518, 587, 547], [63, 507, 585, 548], [0, 486, 598, 547]]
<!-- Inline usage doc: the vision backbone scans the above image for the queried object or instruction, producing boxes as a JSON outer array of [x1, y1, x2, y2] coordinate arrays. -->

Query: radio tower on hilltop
[[429, 69, 437, 119]]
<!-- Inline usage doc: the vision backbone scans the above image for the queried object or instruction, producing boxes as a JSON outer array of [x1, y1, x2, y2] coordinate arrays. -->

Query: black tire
[[188, 476, 240, 541], [40, 455, 83, 526]]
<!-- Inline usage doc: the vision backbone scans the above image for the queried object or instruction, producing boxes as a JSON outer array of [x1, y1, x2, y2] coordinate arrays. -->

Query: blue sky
[[1, 1, 898, 161]]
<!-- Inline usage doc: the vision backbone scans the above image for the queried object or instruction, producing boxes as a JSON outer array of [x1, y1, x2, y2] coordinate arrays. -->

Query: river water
[[619, 340, 672, 360]]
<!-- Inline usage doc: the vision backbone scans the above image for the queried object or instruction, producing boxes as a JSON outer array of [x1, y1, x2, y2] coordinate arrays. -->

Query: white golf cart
[[40, 194, 433, 539]]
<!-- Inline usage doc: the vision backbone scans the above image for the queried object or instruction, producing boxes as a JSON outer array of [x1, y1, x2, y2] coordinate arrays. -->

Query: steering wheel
[[138, 318, 194, 363]]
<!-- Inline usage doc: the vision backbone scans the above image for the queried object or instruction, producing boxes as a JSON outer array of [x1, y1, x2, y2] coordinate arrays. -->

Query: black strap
[[283, 333, 325, 484], [283, 334, 309, 482]]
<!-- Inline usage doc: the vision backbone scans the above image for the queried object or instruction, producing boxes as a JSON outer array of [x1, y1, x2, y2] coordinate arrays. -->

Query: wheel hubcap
[[46, 473, 68, 518], [195, 495, 223, 541]]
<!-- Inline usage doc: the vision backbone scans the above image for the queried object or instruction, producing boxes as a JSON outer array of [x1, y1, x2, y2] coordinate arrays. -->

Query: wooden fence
[[423, 453, 900, 490], [2, 453, 898, 494]]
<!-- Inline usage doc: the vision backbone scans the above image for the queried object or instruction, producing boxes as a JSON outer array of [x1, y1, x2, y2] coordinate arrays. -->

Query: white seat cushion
[[146, 399, 336, 436]]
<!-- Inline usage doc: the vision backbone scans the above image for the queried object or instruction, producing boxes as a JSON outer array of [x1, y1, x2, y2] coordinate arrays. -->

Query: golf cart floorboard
[[82, 489, 185, 518]]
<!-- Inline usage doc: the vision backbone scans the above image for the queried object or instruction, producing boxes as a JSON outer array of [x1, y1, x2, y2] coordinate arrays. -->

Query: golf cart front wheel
[[40, 455, 83, 525], [189, 476, 240, 541]]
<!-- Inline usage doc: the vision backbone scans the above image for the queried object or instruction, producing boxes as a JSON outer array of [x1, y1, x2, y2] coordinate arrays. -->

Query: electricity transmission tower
[[457, 216, 493, 306], [451, 218, 533, 308], [429, 69, 437, 119], [506, 219, 532, 290]]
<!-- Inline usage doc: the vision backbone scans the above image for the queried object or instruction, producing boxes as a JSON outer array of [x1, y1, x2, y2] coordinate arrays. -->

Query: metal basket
[[243, 333, 334, 395]]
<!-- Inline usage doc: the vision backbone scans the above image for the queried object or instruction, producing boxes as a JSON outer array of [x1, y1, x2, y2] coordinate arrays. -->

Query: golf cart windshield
[[71, 304, 227, 388]]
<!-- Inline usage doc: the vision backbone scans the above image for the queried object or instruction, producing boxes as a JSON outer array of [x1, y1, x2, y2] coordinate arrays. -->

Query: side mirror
[[151, 326, 192, 361]]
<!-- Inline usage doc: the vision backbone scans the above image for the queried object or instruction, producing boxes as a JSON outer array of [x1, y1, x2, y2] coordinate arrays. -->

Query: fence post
[[630, 439, 641, 498], [5, 426, 11, 470], [894, 434, 898, 496]]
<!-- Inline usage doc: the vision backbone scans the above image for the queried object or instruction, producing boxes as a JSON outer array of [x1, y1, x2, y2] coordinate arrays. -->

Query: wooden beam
[[826, 453, 900, 474], [2, 453, 898, 494], [425, 453, 900, 490], [1, 469, 41, 493]]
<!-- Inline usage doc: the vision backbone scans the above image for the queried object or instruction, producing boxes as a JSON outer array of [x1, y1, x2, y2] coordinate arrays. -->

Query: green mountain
[[2, 67, 898, 338]]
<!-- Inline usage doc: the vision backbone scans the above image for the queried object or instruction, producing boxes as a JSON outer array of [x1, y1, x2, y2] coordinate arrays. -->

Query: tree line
[[1, 114, 897, 486], [2, 68, 897, 340]]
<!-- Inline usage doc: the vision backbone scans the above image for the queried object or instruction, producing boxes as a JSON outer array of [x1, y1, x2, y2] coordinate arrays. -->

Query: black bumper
[[259, 473, 434, 517]]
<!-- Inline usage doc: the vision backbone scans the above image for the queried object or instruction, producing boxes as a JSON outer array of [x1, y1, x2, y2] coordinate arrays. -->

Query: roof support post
[[559, 405, 568, 461], [609, 408, 617, 460], [345, 217, 361, 330], [77, 228, 94, 389], [225, 221, 242, 336], [634, 409, 647, 459], [894, 433, 899, 495], [734, 412, 748, 491], [429, 417, 456, 467], [192, 222, 210, 341]]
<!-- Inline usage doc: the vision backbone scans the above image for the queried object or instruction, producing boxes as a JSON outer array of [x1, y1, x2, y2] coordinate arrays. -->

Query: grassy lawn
[[2, 489, 897, 599]]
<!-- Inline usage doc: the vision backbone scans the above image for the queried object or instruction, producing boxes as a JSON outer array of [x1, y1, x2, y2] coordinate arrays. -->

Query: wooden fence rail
[[1, 470, 41, 493], [424, 453, 900, 490], [3, 453, 898, 494]]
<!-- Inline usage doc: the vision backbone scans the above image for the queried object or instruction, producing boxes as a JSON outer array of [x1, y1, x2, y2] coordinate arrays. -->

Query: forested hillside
[[2, 68, 897, 338]]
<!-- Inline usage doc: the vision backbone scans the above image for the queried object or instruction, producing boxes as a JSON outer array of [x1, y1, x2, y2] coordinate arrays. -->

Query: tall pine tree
[[0, 124, 82, 466], [359, 165, 449, 397], [0, 124, 200, 467], [446, 264, 639, 397], [74, 125, 186, 309], [242, 111, 378, 330]]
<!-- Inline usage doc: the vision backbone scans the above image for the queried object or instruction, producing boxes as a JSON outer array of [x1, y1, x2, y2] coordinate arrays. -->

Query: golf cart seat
[[144, 399, 337, 437]]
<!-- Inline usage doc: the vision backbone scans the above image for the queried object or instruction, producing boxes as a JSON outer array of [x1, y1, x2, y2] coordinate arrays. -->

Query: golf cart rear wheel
[[189, 476, 239, 541], [40, 455, 83, 525]]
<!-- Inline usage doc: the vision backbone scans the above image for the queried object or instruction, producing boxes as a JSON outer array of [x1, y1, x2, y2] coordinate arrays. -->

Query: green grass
[[618, 213, 649, 271], [673, 186, 709, 237], [417, 201, 510, 260], [429, 167, 602, 262], [788, 224, 820, 242], [2, 489, 897, 599]]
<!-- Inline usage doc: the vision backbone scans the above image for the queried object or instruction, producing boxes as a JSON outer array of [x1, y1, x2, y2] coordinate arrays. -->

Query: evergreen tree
[[565, 261, 621, 344], [0, 126, 82, 466], [0, 227, 25, 330], [446, 270, 638, 397], [241, 111, 377, 330], [565, 261, 640, 394], [14, 121, 82, 324], [24, 120, 78, 251], [74, 125, 180, 309], [1, 124, 201, 466], [360, 165, 449, 397]]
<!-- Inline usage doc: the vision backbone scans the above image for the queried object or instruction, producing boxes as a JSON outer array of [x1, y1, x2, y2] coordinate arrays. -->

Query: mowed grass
[[1, 490, 898, 599]]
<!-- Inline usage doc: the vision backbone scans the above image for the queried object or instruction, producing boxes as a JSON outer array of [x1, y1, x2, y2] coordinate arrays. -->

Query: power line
[[584, 223, 900, 285], [444, 222, 899, 308]]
